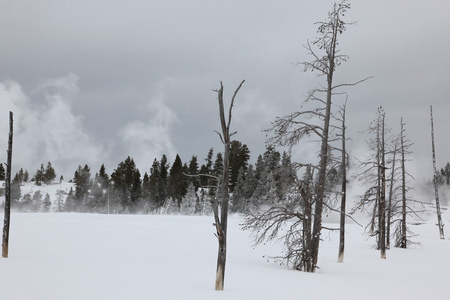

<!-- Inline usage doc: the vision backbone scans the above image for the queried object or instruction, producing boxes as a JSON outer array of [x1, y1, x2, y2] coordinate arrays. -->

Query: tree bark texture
[[2, 111, 13, 258]]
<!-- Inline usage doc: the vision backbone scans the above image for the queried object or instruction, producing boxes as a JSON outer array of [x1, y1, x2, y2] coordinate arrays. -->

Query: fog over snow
[[1, 0, 449, 180]]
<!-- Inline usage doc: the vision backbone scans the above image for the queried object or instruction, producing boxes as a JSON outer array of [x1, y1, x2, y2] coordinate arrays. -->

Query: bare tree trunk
[[301, 165, 313, 271], [310, 68, 332, 272], [400, 119, 407, 248], [373, 112, 381, 240], [430, 106, 444, 239], [338, 104, 347, 263], [309, 3, 345, 271], [386, 144, 397, 249], [2, 112, 13, 258], [379, 112, 387, 259], [213, 80, 245, 290], [370, 198, 378, 235]]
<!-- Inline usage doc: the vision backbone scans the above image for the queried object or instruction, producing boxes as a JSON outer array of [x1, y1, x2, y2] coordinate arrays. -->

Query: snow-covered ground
[[0, 211, 449, 300]]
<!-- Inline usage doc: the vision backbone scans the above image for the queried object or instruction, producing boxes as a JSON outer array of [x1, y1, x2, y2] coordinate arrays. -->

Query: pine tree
[[10, 177, 21, 208], [73, 164, 91, 210], [23, 170, 29, 183], [42, 193, 52, 212], [148, 159, 162, 208], [278, 152, 297, 200], [167, 154, 188, 205], [229, 141, 250, 190], [252, 167, 279, 208], [64, 187, 76, 212], [21, 193, 32, 212], [44, 161, 56, 184], [213, 152, 224, 177], [0, 164, 5, 181], [242, 164, 257, 200], [188, 156, 200, 190], [31, 190, 43, 212], [90, 164, 109, 212], [130, 168, 142, 211], [141, 172, 152, 209], [15, 168, 24, 183], [263, 145, 281, 173], [33, 164, 45, 186], [110, 157, 140, 211], [199, 148, 214, 186], [180, 183, 198, 215], [159, 155, 169, 208], [255, 155, 264, 180], [163, 197, 178, 214], [231, 167, 247, 213], [13, 171, 22, 184]]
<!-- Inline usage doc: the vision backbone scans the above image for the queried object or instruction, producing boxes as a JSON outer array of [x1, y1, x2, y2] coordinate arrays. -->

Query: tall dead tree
[[301, 0, 354, 272], [378, 111, 387, 259], [354, 107, 388, 258], [244, 0, 369, 273], [2, 111, 13, 258], [212, 80, 245, 291], [337, 101, 347, 263], [430, 105, 444, 239], [386, 137, 399, 249], [399, 118, 408, 248], [391, 118, 417, 248]]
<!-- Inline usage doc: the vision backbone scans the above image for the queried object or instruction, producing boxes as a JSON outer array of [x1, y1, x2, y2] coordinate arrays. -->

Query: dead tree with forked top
[[212, 80, 245, 291]]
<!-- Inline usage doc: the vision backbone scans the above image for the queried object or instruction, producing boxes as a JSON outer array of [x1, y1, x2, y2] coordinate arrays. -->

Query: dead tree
[[378, 110, 387, 259], [399, 119, 408, 247], [430, 105, 444, 239], [337, 101, 348, 263], [392, 118, 418, 248], [2, 111, 13, 258], [246, 1, 369, 273], [243, 165, 315, 271], [386, 137, 399, 249], [212, 80, 245, 291], [354, 107, 388, 258]]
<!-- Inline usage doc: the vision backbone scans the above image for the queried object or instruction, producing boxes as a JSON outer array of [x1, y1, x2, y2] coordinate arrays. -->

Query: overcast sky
[[1, 0, 449, 183]]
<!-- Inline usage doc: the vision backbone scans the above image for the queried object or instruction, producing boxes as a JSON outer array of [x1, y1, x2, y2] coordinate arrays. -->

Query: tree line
[[2, 141, 306, 215]]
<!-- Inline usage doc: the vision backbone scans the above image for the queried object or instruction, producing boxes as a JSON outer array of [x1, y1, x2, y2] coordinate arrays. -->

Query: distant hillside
[[0, 180, 75, 212]]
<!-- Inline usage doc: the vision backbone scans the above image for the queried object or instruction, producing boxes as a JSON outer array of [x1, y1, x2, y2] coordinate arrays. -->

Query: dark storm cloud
[[1, 0, 449, 181]]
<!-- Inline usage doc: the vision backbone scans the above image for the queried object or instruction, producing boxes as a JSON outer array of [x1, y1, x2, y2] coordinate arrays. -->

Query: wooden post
[[2, 111, 13, 258]]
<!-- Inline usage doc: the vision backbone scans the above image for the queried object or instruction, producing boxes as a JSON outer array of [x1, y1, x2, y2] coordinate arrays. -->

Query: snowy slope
[[0, 180, 74, 212], [0, 212, 449, 300]]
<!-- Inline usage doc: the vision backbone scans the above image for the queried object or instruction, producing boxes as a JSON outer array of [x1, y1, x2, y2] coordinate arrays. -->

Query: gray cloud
[[1, 0, 449, 182]]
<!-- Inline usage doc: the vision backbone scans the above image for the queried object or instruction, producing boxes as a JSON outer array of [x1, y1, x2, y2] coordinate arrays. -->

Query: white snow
[[0, 211, 449, 300]]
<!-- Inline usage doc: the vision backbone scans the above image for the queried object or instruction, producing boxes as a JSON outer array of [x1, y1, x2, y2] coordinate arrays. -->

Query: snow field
[[0, 212, 449, 300]]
